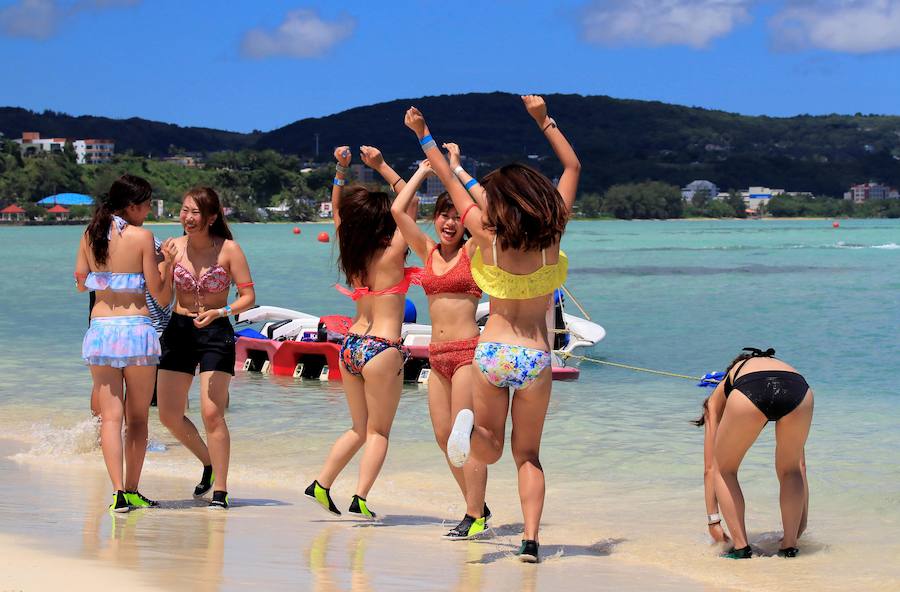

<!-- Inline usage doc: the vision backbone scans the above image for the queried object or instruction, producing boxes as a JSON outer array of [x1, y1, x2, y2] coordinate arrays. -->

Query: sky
[[2, 0, 900, 132]]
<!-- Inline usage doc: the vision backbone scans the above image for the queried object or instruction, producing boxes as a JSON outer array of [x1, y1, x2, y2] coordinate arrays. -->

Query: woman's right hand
[[334, 145, 351, 166], [443, 142, 461, 168], [416, 159, 434, 177], [708, 523, 730, 544], [404, 107, 427, 137]]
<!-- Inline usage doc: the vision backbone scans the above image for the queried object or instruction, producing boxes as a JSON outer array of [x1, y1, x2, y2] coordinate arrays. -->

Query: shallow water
[[0, 219, 898, 590]]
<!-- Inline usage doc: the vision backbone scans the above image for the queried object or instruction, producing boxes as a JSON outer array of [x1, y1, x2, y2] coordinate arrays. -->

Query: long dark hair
[[481, 163, 567, 251], [693, 348, 776, 426], [337, 186, 395, 285], [85, 174, 152, 265], [433, 191, 469, 246], [184, 187, 233, 240]]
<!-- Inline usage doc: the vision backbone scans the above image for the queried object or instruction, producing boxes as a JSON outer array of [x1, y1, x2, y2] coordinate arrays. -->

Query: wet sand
[[0, 439, 715, 592]]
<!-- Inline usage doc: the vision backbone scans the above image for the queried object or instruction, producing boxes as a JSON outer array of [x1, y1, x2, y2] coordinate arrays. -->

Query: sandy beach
[[0, 439, 713, 591]]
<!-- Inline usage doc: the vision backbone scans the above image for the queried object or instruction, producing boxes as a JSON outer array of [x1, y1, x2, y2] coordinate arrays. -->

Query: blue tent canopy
[[38, 193, 94, 206]]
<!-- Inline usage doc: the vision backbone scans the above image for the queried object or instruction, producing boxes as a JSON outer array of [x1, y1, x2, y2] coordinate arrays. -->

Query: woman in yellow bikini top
[[406, 94, 580, 563], [470, 235, 568, 300]]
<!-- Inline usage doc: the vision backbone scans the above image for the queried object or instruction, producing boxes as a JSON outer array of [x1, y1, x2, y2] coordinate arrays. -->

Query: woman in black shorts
[[157, 187, 255, 509], [696, 348, 813, 559]]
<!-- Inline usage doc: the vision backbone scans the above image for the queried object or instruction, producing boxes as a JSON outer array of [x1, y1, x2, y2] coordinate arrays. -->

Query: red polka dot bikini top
[[421, 245, 483, 298]]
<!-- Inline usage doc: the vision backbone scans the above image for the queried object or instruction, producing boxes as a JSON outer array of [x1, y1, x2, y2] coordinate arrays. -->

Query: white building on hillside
[[14, 132, 114, 164]]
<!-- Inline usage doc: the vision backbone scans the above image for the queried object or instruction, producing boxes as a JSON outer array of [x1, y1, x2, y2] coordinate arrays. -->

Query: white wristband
[[453, 165, 465, 177], [707, 513, 721, 525]]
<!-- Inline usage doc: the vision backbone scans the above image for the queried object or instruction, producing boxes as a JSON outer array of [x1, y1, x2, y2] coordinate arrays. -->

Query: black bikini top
[[723, 347, 776, 397]]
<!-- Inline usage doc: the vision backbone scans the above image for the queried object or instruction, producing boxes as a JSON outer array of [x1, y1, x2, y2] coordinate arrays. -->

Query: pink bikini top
[[421, 246, 482, 298], [335, 267, 423, 301], [174, 262, 231, 295]]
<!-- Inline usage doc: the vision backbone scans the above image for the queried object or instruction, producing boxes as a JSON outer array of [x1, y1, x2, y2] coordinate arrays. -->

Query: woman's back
[[84, 220, 151, 317]]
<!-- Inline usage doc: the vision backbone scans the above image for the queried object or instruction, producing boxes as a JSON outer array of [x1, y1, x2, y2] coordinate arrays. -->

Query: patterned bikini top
[[173, 262, 231, 295], [81, 215, 146, 293], [470, 236, 568, 300], [421, 245, 482, 298], [335, 267, 423, 301]]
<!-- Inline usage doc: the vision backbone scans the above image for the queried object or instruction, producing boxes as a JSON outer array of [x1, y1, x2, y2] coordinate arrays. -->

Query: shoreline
[[0, 437, 715, 591]]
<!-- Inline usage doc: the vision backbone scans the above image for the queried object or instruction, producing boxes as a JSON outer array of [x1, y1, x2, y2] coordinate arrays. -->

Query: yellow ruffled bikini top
[[470, 236, 568, 300]]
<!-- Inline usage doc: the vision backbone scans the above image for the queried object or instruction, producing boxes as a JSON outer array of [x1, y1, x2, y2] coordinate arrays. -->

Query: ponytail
[[83, 174, 153, 265]]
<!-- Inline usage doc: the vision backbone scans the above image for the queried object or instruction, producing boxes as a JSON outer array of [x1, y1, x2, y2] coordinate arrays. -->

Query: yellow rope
[[557, 351, 718, 383]]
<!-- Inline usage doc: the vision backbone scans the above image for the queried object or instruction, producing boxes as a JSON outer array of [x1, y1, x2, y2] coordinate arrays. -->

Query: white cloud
[[241, 9, 356, 59], [769, 0, 900, 53], [579, 0, 754, 49], [0, 0, 138, 39]]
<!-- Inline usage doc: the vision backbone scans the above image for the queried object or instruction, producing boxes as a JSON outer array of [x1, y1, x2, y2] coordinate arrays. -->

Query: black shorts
[[159, 313, 235, 375]]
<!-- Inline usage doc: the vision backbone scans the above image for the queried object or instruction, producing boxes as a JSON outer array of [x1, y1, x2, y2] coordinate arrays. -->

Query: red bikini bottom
[[428, 336, 479, 380]]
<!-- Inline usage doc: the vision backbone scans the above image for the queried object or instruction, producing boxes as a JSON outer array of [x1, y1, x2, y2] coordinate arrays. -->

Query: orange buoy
[[832, 221, 840, 228], [293, 227, 301, 235], [317, 231, 330, 243]]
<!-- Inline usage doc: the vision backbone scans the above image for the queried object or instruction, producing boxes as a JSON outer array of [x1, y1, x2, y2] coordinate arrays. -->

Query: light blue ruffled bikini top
[[84, 215, 146, 294]]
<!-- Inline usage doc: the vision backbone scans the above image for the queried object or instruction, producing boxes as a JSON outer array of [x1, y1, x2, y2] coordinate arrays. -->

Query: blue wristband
[[419, 134, 433, 146], [333, 177, 346, 186], [224, 305, 232, 316], [464, 178, 478, 190]]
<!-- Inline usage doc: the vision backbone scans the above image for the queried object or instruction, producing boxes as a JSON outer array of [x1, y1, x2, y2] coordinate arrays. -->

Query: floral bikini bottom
[[474, 342, 551, 391], [339, 333, 407, 377]]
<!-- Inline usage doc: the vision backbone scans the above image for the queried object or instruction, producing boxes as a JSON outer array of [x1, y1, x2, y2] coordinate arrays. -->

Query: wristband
[[420, 139, 437, 152], [224, 305, 232, 316], [707, 513, 721, 525], [453, 165, 465, 177], [333, 177, 346, 186], [335, 164, 350, 175], [542, 117, 557, 133], [464, 178, 478, 190], [419, 134, 433, 146]]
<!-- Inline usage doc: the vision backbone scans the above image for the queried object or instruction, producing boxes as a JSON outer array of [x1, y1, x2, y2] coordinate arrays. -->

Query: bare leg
[[199, 371, 232, 492], [428, 371, 468, 497], [355, 349, 404, 498], [775, 390, 814, 549], [798, 450, 809, 537], [713, 392, 767, 550], [122, 365, 156, 491], [430, 366, 488, 517], [510, 368, 552, 542], [157, 370, 211, 465], [91, 365, 125, 491], [468, 368, 510, 466], [316, 363, 368, 488]]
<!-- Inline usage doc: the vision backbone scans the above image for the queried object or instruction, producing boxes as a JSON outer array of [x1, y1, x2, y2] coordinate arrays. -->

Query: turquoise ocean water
[[0, 219, 897, 590]]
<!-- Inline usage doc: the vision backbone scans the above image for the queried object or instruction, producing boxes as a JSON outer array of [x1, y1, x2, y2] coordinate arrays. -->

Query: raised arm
[[404, 107, 489, 244], [443, 142, 487, 210], [390, 160, 434, 262], [331, 146, 351, 229], [359, 145, 406, 194], [74, 234, 90, 292], [702, 384, 729, 544], [522, 95, 581, 213]]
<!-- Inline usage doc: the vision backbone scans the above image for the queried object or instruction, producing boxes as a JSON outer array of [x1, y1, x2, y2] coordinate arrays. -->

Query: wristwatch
[[707, 513, 721, 525]]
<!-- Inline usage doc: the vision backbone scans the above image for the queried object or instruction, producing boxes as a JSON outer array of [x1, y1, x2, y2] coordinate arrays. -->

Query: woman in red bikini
[[304, 146, 418, 519], [156, 187, 255, 509], [390, 159, 491, 539]]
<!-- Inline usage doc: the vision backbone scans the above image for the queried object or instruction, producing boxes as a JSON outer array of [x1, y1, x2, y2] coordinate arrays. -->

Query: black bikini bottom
[[731, 371, 809, 421]]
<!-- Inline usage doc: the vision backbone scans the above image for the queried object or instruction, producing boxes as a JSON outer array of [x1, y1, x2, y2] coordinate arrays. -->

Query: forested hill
[[257, 92, 900, 196], [4, 93, 900, 195], [0, 107, 257, 155]]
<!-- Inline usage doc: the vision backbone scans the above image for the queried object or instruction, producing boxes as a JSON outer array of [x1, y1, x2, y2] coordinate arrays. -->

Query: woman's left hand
[[193, 308, 223, 328], [160, 238, 177, 265]]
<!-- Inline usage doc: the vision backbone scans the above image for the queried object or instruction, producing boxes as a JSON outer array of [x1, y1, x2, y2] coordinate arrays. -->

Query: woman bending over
[[696, 347, 812, 559], [405, 95, 580, 562]]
